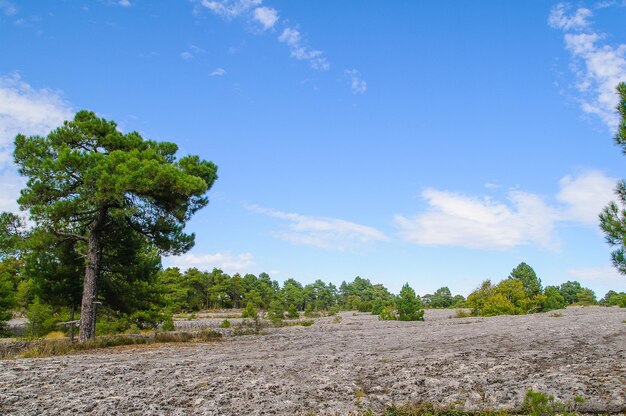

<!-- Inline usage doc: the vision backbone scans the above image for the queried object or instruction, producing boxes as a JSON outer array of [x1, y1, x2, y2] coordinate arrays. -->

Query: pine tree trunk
[[78, 214, 104, 342]]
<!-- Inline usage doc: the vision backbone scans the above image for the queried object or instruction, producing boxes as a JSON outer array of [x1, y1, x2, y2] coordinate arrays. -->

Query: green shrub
[[25, 297, 58, 338], [96, 316, 131, 335], [268, 299, 284, 321], [219, 319, 231, 328], [371, 298, 385, 315], [522, 389, 556, 416], [357, 301, 372, 313], [328, 305, 340, 316], [378, 306, 397, 321], [241, 303, 258, 319], [161, 313, 175, 332], [286, 304, 299, 319]]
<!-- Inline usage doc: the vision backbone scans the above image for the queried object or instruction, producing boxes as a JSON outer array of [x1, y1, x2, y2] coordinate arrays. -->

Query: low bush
[[241, 303, 258, 319], [378, 306, 396, 321], [286, 304, 299, 319]]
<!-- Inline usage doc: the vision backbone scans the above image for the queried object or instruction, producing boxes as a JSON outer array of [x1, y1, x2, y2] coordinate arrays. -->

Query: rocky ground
[[0, 306, 625, 415]]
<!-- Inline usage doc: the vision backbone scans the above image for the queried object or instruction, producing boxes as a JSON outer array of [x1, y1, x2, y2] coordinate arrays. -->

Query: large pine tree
[[14, 111, 218, 341]]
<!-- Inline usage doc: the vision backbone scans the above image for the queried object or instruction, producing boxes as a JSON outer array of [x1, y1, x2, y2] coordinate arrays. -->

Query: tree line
[[2, 87, 626, 341]]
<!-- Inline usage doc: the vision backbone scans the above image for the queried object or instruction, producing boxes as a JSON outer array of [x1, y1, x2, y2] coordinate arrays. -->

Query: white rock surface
[[0, 307, 624, 415]]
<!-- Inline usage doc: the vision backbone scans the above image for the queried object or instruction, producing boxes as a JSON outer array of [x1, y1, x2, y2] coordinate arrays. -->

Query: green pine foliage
[[241, 303, 258, 319], [601, 82, 626, 276], [286, 304, 299, 319], [396, 283, 424, 321]]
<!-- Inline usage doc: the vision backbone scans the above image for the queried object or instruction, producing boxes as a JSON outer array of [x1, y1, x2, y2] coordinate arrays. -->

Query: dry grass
[[3, 330, 222, 359]]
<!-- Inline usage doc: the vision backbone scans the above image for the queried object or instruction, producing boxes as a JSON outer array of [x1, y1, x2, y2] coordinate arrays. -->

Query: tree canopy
[[600, 82, 626, 276], [13, 110, 218, 341]]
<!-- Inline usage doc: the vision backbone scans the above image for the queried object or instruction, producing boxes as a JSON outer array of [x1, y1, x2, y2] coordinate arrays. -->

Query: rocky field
[[0, 306, 625, 415]]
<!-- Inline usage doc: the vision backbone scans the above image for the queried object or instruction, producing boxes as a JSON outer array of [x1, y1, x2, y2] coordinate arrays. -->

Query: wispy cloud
[[394, 171, 616, 250], [210, 67, 227, 76], [198, 0, 334, 73], [0, 0, 16, 16], [549, 3, 626, 129], [200, 0, 261, 19], [345, 69, 367, 95], [253, 6, 278, 30], [248, 204, 388, 251], [278, 27, 330, 71], [167, 251, 255, 273], [180, 45, 205, 61], [118, 0, 131, 7]]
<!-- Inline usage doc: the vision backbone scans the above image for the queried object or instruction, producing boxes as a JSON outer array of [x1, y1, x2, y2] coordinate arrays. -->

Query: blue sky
[[1, 0, 625, 297]]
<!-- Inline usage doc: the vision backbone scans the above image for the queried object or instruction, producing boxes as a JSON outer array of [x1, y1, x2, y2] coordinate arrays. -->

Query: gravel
[[0, 306, 625, 415]]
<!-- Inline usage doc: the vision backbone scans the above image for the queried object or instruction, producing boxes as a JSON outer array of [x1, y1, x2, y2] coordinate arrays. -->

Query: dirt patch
[[0, 307, 624, 415]]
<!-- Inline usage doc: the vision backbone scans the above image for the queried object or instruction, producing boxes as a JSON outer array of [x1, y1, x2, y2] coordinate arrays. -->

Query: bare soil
[[0, 306, 625, 415]]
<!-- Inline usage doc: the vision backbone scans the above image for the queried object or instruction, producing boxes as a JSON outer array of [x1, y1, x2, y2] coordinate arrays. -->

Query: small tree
[[396, 283, 424, 321], [241, 302, 258, 319], [268, 299, 284, 321], [559, 281, 583, 304], [286, 304, 299, 319], [509, 262, 542, 297], [542, 286, 567, 311], [430, 287, 453, 308]]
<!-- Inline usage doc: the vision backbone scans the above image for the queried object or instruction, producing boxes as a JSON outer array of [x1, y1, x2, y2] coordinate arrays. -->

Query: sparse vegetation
[[4, 330, 222, 359], [454, 309, 472, 318]]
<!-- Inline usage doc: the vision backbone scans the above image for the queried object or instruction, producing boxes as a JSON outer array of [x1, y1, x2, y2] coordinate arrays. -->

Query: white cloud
[[0, 73, 73, 214], [118, 0, 131, 7], [394, 189, 558, 250], [210, 68, 227, 76], [0, 73, 73, 164], [548, 4, 592, 30], [200, 0, 261, 19], [395, 171, 617, 250], [253, 6, 278, 30], [557, 170, 617, 225], [345, 69, 367, 95], [199, 1, 332, 72], [549, 3, 626, 129], [180, 51, 193, 60], [278, 27, 330, 71], [248, 204, 388, 251], [167, 251, 255, 273]]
